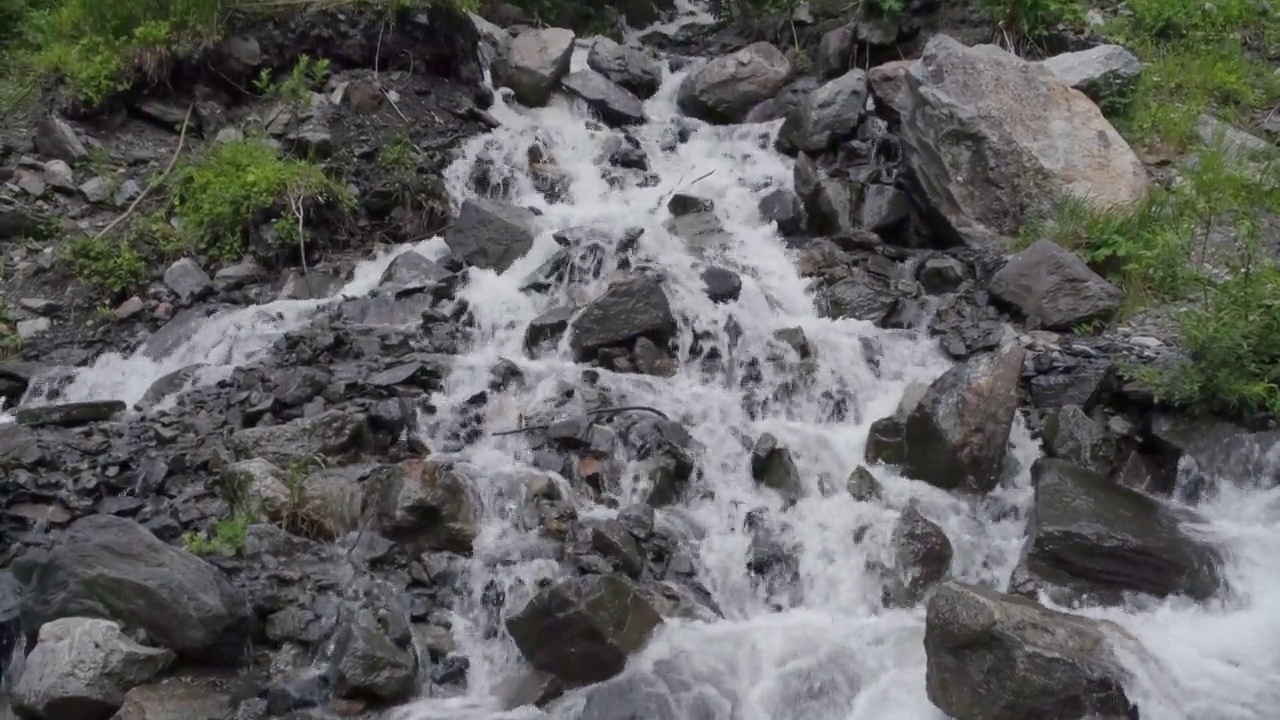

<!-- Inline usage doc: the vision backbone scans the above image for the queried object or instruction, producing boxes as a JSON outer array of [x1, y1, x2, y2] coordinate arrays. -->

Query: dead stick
[[93, 103, 194, 242]]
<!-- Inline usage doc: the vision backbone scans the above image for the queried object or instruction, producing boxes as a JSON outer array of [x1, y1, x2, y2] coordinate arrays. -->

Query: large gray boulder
[[443, 198, 538, 273], [925, 582, 1140, 720], [989, 240, 1122, 330], [492, 27, 576, 107], [776, 69, 867, 155], [362, 459, 480, 555], [561, 70, 647, 127], [17, 516, 251, 663], [331, 616, 418, 704], [12, 618, 173, 720], [587, 37, 661, 99], [898, 35, 1148, 240], [569, 277, 677, 360], [676, 42, 791, 124], [866, 341, 1024, 493], [1041, 44, 1142, 107], [1011, 458, 1224, 604], [505, 574, 663, 685]]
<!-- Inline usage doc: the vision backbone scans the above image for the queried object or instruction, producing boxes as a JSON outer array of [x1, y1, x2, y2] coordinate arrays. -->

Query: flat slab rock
[[14, 400, 126, 428]]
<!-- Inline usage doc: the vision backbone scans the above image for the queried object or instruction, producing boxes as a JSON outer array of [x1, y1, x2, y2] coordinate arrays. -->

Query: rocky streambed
[[2, 1, 1279, 720]]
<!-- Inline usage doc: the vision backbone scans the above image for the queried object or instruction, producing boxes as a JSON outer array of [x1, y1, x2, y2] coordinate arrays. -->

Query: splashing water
[[4, 22, 1277, 720], [385, 42, 1280, 720]]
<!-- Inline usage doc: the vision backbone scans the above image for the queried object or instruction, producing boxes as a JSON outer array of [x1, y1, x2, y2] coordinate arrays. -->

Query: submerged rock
[[867, 342, 1024, 493], [569, 277, 677, 360], [925, 582, 1140, 720]]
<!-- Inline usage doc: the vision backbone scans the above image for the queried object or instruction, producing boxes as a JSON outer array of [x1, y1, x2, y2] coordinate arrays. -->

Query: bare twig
[[93, 104, 194, 241]]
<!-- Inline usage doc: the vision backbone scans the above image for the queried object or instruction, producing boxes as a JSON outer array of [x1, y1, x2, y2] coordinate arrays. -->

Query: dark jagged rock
[[890, 504, 953, 600], [17, 515, 251, 663], [867, 342, 1024, 493], [750, 433, 803, 505], [700, 266, 742, 303], [561, 70, 648, 127], [331, 615, 418, 704], [569, 278, 677, 360], [667, 193, 714, 217], [444, 198, 538, 273], [12, 617, 174, 720], [1011, 458, 1224, 604], [492, 27, 576, 107], [1042, 405, 1116, 475], [758, 189, 804, 236], [505, 574, 662, 686], [925, 582, 1140, 720], [227, 410, 370, 467]]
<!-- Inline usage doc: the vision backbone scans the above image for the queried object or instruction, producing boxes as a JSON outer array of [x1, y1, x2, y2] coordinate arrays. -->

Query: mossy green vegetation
[[0, 0, 478, 107], [66, 134, 352, 294], [1005, 0, 1280, 416]]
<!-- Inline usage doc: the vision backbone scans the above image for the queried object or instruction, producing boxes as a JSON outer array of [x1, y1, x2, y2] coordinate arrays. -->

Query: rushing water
[[8, 12, 1280, 720]]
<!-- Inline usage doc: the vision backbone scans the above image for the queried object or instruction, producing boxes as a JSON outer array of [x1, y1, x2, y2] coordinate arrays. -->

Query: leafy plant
[[182, 514, 250, 557], [166, 136, 351, 261]]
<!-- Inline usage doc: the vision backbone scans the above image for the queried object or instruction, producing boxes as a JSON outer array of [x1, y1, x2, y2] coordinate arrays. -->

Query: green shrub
[[166, 137, 351, 260], [66, 234, 150, 296]]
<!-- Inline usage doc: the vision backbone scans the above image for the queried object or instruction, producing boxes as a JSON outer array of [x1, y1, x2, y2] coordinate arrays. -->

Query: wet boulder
[[700, 266, 742, 303], [228, 410, 370, 467], [362, 459, 480, 555], [377, 250, 451, 296], [1011, 458, 1224, 604], [750, 433, 803, 505], [493, 27, 576, 107], [676, 42, 792, 124], [1145, 413, 1280, 499], [1, 570, 20, 673], [506, 574, 663, 686], [793, 153, 855, 236], [898, 35, 1148, 240], [12, 617, 173, 720], [562, 70, 647, 127], [1042, 405, 1116, 475], [569, 277, 677, 360], [775, 69, 867, 155], [988, 240, 1121, 330], [925, 582, 1140, 720], [758, 188, 804, 236], [867, 341, 1024, 493], [891, 504, 953, 599], [17, 515, 250, 663], [1041, 44, 1142, 108], [587, 37, 661, 99], [444, 197, 538, 273]]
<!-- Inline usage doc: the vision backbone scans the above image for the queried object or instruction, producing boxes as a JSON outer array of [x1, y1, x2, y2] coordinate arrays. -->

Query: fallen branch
[[93, 103, 194, 242], [490, 405, 672, 437]]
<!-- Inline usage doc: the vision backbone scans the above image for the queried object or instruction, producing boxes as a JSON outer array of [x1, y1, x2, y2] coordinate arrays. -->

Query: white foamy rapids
[[390, 41, 1280, 720], [5, 243, 433, 416]]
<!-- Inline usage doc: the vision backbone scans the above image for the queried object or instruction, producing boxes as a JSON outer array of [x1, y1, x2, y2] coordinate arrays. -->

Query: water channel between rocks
[[8, 19, 1280, 720]]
